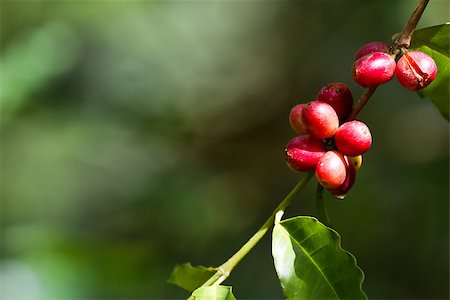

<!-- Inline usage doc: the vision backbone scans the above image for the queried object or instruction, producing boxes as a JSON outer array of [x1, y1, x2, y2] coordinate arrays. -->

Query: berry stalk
[[315, 184, 331, 226]]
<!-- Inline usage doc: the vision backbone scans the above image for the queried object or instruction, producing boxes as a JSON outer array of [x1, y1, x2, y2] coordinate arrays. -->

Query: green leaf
[[272, 216, 367, 300], [191, 285, 237, 300], [410, 23, 450, 120], [168, 262, 217, 292]]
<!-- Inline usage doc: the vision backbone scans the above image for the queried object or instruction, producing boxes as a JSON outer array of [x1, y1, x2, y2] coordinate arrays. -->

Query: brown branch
[[394, 0, 430, 50], [346, 87, 377, 121]]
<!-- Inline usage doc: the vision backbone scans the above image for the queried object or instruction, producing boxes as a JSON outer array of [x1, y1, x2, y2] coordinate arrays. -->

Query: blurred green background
[[1, 1, 448, 299]]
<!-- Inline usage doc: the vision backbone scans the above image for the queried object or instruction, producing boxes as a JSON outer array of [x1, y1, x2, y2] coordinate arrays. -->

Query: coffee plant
[[168, 0, 449, 298]]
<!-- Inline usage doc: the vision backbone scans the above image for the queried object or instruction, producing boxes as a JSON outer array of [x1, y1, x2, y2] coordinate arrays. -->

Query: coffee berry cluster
[[285, 41, 438, 199], [352, 41, 437, 90], [286, 83, 367, 199]]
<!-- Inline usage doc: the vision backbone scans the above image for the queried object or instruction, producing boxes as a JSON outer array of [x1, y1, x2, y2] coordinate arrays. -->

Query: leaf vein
[[281, 225, 340, 300]]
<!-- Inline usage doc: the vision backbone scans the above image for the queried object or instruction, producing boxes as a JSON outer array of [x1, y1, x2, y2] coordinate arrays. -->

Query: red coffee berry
[[355, 41, 390, 60], [316, 83, 353, 121], [328, 156, 357, 199], [352, 52, 396, 87], [301, 101, 339, 139], [335, 120, 372, 156], [285, 135, 327, 172], [315, 151, 347, 189], [289, 103, 307, 134], [395, 50, 437, 91]]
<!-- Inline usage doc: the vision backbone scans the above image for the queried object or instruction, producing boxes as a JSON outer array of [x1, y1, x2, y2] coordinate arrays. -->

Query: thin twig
[[196, 172, 314, 290], [346, 86, 377, 121], [394, 0, 430, 50]]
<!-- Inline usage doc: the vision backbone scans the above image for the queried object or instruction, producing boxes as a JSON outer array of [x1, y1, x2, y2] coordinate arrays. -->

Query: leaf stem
[[199, 172, 314, 288], [315, 184, 331, 226]]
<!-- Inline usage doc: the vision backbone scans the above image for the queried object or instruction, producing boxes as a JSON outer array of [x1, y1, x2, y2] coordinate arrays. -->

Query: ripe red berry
[[335, 120, 372, 156], [328, 156, 357, 199], [395, 50, 437, 91], [316, 83, 353, 121], [301, 101, 339, 139], [289, 104, 307, 134], [355, 41, 390, 60], [285, 135, 327, 172], [315, 151, 347, 189], [352, 52, 396, 87]]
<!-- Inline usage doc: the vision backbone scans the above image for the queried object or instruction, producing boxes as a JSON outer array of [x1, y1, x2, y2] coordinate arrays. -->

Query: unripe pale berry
[[285, 135, 326, 172], [315, 151, 346, 189], [355, 41, 390, 60], [289, 104, 307, 134], [349, 155, 363, 171], [301, 101, 339, 139], [328, 156, 357, 199], [395, 50, 437, 91], [316, 83, 353, 121], [352, 52, 396, 87], [335, 120, 372, 156]]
